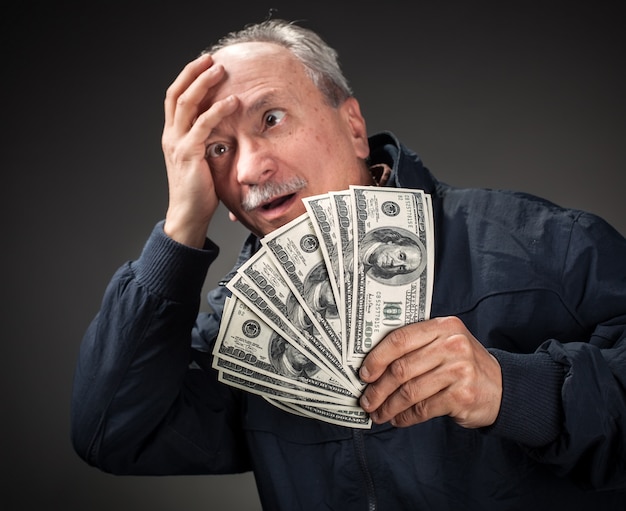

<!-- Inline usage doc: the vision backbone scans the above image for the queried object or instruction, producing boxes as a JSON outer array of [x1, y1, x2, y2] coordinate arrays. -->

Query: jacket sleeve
[[70, 221, 251, 475], [487, 211, 626, 491]]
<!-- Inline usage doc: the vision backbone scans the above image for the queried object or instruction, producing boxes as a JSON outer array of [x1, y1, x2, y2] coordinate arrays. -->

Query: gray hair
[[203, 19, 352, 107]]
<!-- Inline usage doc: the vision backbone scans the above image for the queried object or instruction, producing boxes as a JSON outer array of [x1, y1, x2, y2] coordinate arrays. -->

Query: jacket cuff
[[484, 349, 565, 447], [131, 221, 219, 303]]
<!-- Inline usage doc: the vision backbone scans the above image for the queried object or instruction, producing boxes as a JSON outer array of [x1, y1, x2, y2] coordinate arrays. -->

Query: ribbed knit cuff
[[130, 221, 219, 304], [484, 349, 565, 447]]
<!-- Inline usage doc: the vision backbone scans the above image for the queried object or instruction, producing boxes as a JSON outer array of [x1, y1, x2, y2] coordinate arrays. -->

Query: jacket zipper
[[353, 430, 377, 511]]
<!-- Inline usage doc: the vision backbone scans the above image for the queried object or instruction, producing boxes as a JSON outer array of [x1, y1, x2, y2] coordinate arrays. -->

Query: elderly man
[[71, 19, 626, 510]]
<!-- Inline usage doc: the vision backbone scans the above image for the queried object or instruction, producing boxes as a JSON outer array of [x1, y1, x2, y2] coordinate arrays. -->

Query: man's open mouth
[[261, 193, 296, 210]]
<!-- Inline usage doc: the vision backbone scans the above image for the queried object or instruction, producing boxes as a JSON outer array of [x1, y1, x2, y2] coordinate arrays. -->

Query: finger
[[165, 57, 227, 131], [164, 54, 213, 122], [187, 94, 239, 146], [388, 387, 453, 428], [368, 366, 453, 424], [359, 320, 437, 382], [360, 343, 442, 412], [173, 64, 227, 132]]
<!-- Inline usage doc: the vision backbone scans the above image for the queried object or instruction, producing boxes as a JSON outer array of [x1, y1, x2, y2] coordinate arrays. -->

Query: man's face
[[205, 42, 372, 236], [370, 242, 422, 277]]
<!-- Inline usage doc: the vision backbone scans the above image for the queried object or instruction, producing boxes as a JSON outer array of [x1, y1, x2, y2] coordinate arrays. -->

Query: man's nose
[[235, 138, 276, 185]]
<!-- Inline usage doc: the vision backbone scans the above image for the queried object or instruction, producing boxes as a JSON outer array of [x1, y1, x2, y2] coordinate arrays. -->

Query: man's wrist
[[163, 218, 210, 249]]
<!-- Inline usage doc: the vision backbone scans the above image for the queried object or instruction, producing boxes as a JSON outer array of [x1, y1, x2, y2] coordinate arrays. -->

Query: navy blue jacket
[[72, 132, 626, 509]]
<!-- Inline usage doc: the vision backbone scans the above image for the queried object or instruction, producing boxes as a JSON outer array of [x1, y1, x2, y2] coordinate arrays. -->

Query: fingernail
[[359, 366, 370, 380], [360, 395, 369, 410]]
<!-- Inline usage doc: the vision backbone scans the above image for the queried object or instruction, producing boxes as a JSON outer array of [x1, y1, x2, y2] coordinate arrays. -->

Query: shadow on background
[[3, 1, 625, 510]]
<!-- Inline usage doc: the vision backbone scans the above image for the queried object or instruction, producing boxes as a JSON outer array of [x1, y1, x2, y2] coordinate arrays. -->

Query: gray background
[[4, 1, 625, 510]]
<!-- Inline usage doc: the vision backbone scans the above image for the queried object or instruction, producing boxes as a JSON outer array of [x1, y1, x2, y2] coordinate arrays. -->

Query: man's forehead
[[211, 41, 295, 66], [245, 90, 285, 115], [209, 42, 309, 101]]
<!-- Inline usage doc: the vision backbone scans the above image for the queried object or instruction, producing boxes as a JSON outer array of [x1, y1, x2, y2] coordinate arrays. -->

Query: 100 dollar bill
[[349, 186, 434, 361], [302, 194, 342, 308], [329, 191, 354, 360], [262, 214, 343, 358], [265, 397, 372, 428], [230, 247, 362, 393], [213, 296, 356, 402]]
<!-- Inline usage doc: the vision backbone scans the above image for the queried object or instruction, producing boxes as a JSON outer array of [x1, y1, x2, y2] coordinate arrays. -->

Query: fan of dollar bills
[[212, 185, 434, 428]]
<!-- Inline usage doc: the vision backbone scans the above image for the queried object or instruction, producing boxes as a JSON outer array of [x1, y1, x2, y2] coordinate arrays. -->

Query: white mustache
[[242, 177, 308, 212]]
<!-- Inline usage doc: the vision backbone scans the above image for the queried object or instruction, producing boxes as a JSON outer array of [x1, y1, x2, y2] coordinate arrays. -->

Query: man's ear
[[342, 97, 370, 159], [228, 211, 238, 222]]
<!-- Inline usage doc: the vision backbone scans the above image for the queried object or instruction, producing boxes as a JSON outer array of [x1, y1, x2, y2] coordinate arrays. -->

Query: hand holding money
[[358, 316, 503, 429], [213, 186, 435, 428]]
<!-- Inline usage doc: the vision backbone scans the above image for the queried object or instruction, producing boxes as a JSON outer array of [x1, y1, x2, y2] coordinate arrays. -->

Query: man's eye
[[398, 251, 406, 261], [206, 143, 230, 158], [264, 109, 285, 128]]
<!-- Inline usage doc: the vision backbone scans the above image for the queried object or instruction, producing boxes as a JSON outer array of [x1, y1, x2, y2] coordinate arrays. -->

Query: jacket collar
[[368, 131, 438, 194]]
